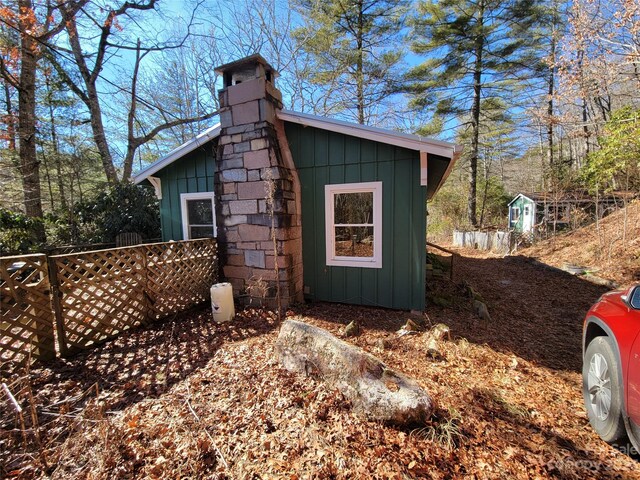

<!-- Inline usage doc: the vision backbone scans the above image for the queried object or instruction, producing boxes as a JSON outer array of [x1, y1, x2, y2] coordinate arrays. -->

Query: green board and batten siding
[[285, 122, 427, 311], [155, 144, 217, 241]]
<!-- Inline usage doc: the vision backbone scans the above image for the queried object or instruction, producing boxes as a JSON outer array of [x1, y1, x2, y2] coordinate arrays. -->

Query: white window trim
[[180, 192, 217, 240], [325, 181, 382, 268], [511, 206, 521, 224]]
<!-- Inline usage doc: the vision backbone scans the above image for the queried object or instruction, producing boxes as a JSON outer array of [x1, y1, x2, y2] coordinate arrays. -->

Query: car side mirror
[[628, 286, 640, 310]]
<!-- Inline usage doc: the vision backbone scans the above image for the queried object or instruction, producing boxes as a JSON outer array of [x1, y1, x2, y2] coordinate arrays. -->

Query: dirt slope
[[522, 200, 640, 287]]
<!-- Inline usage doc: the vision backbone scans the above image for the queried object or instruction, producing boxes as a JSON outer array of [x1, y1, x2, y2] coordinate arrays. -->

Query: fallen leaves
[[1, 251, 639, 479]]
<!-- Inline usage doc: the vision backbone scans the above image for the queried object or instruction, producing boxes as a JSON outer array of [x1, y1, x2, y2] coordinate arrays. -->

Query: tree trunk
[[62, 12, 119, 184], [3, 83, 17, 151], [468, 1, 485, 228], [547, 36, 555, 166], [356, 0, 365, 125], [17, 0, 45, 242], [45, 73, 68, 211], [86, 80, 118, 183]]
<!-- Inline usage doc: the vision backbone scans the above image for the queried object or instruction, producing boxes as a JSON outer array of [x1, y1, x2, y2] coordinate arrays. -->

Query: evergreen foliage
[[406, 0, 543, 226], [293, 0, 409, 124], [75, 183, 161, 244]]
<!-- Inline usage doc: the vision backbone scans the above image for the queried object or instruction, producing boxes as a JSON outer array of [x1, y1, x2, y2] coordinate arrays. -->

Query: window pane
[[190, 226, 215, 239], [334, 226, 374, 257], [187, 199, 213, 225], [334, 192, 373, 225]]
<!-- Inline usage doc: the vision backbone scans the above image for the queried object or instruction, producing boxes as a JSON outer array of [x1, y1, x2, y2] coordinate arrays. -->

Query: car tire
[[583, 336, 627, 444]]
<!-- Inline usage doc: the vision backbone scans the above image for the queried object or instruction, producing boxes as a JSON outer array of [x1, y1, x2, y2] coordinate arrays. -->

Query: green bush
[[0, 208, 44, 255], [75, 182, 160, 243]]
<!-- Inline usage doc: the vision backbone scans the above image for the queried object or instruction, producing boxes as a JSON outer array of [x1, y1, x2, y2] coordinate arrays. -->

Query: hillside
[[522, 200, 640, 288]]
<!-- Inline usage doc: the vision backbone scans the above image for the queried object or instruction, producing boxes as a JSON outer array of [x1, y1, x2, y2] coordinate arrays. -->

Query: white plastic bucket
[[210, 282, 235, 323]]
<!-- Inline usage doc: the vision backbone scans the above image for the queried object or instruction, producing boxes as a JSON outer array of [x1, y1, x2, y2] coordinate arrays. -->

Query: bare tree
[[48, 0, 218, 183], [0, 0, 88, 240]]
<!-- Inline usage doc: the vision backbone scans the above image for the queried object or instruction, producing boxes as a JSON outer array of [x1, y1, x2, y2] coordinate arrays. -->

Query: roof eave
[[429, 145, 463, 200], [278, 109, 460, 159], [133, 124, 221, 184]]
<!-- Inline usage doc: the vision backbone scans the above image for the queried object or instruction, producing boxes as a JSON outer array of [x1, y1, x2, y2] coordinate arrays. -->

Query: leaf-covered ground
[[522, 200, 640, 288], [2, 251, 639, 479]]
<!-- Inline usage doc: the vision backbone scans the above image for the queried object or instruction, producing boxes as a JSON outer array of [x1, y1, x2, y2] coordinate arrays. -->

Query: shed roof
[[133, 110, 462, 192], [133, 124, 220, 183], [277, 110, 462, 159]]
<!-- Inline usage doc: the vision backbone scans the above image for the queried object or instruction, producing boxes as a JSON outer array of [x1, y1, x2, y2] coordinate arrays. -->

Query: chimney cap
[[214, 53, 279, 78]]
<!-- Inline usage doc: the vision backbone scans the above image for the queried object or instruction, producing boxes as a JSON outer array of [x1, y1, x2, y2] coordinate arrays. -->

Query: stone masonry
[[214, 55, 304, 307]]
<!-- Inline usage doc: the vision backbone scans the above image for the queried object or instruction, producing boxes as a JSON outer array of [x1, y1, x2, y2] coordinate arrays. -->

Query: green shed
[[134, 55, 461, 311], [508, 193, 536, 233]]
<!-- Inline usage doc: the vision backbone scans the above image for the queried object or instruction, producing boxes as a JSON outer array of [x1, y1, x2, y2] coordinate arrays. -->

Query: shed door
[[522, 204, 533, 232]]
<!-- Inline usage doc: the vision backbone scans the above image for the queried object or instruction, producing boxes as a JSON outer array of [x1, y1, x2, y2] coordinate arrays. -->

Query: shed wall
[[284, 122, 427, 311], [154, 142, 217, 241]]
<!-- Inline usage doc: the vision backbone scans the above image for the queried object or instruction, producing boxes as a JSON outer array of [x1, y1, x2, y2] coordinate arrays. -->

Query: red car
[[583, 285, 640, 451]]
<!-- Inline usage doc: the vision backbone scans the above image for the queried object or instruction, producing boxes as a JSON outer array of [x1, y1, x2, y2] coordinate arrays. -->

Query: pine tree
[[293, 0, 408, 125], [406, 0, 543, 226]]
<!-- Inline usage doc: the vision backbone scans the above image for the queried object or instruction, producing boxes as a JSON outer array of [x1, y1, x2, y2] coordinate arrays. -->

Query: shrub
[[0, 208, 44, 255], [75, 182, 160, 243]]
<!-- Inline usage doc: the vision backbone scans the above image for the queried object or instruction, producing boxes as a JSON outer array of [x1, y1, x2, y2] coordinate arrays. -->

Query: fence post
[[46, 255, 68, 357], [140, 244, 154, 325]]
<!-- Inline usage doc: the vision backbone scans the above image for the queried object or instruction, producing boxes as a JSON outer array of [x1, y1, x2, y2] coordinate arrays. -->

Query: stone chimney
[[214, 54, 303, 307]]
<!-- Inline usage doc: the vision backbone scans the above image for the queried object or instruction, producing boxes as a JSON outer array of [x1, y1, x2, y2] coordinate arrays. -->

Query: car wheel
[[583, 336, 627, 443]]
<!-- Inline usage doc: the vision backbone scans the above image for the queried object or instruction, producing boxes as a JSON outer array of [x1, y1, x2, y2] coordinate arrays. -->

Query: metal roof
[[133, 110, 462, 187]]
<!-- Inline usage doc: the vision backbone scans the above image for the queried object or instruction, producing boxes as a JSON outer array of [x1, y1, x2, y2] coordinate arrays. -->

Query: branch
[[131, 110, 219, 150], [128, 38, 144, 154], [0, 57, 19, 90], [42, 52, 90, 104], [91, 0, 157, 84], [58, 6, 93, 85], [40, 1, 90, 42]]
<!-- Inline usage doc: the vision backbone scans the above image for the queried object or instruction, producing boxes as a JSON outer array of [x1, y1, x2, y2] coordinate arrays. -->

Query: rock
[[424, 324, 449, 361], [562, 263, 586, 275], [473, 300, 492, 322], [396, 318, 424, 337], [429, 295, 452, 308], [276, 320, 433, 425], [427, 323, 451, 342], [404, 319, 424, 332], [374, 337, 393, 351], [426, 338, 445, 361], [344, 320, 360, 337]]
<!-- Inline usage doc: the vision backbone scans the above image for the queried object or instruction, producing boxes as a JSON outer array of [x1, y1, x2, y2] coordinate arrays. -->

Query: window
[[511, 207, 521, 223], [180, 192, 217, 239], [524, 205, 530, 216], [325, 182, 382, 268]]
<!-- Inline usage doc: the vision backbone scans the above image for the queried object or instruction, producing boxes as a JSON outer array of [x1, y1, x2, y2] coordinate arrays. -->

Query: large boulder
[[275, 319, 433, 425]]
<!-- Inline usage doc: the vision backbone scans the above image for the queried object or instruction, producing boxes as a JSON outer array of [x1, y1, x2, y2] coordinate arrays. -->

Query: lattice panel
[[144, 239, 218, 318], [52, 247, 149, 351], [1, 254, 56, 369]]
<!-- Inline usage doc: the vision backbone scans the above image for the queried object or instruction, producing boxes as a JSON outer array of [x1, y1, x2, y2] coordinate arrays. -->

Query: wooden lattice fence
[[1, 239, 218, 368], [144, 241, 219, 317], [1, 254, 56, 369], [51, 239, 218, 353]]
